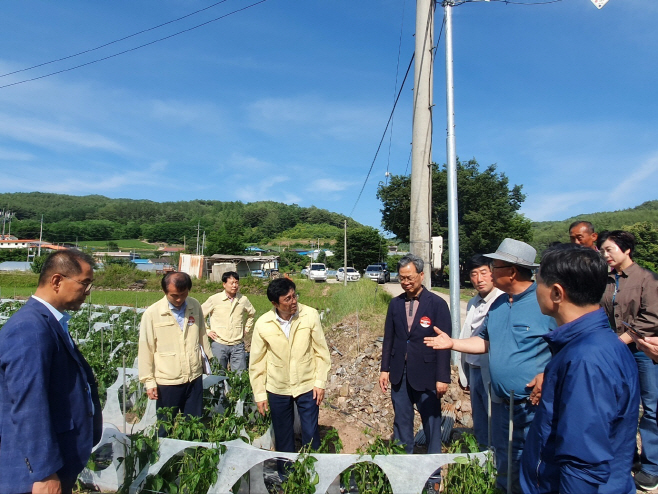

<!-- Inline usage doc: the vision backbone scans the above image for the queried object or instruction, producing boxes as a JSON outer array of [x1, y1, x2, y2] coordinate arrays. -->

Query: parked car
[[308, 263, 328, 282], [336, 267, 361, 282], [364, 264, 389, 284], [327, 269, 337, 278], [389, 271, 399, 283]]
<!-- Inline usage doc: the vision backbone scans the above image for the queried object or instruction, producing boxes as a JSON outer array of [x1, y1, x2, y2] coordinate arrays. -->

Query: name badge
[[188, 316, 196, 326], [420, 316, 431, 328]]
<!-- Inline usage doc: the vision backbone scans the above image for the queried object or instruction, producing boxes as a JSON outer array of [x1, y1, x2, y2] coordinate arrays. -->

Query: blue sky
[[0, 0, 656, 231]]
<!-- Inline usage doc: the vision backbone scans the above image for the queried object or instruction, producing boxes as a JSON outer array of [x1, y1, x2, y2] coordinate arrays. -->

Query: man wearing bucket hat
[[425, 238, 556, 494]]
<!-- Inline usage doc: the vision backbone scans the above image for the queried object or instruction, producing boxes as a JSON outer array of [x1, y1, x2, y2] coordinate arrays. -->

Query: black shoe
[[635, 470, 658, 491]]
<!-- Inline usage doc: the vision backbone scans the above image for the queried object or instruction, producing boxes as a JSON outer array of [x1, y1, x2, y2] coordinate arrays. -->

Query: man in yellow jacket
[[138, 272, 214, 430], [201, 271, 255, 372], [249, 277, 331, 454]]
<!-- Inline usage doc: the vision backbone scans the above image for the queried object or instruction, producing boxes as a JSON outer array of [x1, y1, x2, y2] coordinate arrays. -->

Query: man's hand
[[527, 373, 544, 405], [631, 334, 658, 363], [256, 400, 269, 416], [312, 386, 325, 406], [146, 387, 159, 400], [436, 381, 449, 397], [424, 326, 454, 350], [379, 372, 390, 393], [32, 473, 61, 494], [208, 330, 217, 339]]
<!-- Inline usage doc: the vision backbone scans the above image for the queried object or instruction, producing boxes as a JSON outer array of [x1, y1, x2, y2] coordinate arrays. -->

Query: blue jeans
[[211, 341, 246, 372], [491, 398, 537, 494], [469, 366, 490, 447], [635, 351, 658, 477]]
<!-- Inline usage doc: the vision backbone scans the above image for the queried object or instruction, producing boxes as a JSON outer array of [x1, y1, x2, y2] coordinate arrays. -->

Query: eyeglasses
[[399, 275, 419, 283], [281, 292, 299, 304], [60, 274, 93, 293]]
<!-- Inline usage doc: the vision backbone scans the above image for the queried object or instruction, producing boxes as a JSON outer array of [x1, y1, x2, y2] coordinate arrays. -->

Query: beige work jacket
[[201, 291, 255, 346], [138, 296, 214, 389], [249, 303, 331, 402]]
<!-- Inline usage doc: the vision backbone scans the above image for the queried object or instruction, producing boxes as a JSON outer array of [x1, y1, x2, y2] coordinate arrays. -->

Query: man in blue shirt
[[521, 243, 639, 493], [425, 238, 555, 493]]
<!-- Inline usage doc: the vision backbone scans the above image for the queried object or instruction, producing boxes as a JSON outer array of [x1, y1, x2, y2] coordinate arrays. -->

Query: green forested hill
[[0, 192, 361, 246], [530, 200, 658, 253]]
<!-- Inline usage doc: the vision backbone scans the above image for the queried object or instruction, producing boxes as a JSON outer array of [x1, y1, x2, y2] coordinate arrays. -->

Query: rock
[[461, 400, 472, 414], [339, 384, 351, 397], [460, 412, 473, 428], [363, 383, 374, 393]]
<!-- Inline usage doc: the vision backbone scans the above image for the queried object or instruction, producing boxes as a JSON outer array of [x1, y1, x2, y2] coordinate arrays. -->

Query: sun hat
[[484, 238, 539, 268]]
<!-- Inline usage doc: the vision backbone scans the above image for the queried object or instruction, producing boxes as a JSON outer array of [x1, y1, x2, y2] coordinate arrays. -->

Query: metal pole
[[507, 390, 514, 494], [488, 383, 492, 449], [123, 355, 127, 433], [444, 0, 461, 337], [409, 0, 434, 287], [344, 220, 347, 287]]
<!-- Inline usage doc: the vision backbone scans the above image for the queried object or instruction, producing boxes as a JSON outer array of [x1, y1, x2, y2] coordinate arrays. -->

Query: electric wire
[[384, 0, 408, 188], [348, 52, 414, 218], [0, 0, 268, 90], [0, 0, 231, 79]]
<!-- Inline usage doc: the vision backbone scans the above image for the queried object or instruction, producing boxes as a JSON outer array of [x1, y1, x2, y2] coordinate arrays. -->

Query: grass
[[80, 239, 160, 251]]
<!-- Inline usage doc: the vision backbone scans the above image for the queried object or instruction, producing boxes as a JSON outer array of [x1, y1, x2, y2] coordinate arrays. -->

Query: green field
[[80, 239, 161, 251]]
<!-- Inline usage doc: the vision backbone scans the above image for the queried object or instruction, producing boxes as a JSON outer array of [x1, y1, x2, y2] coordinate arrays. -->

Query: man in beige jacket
[[138, 272, 213, 431], [249, 277, 331, 454], [201, 271, 255, 372]]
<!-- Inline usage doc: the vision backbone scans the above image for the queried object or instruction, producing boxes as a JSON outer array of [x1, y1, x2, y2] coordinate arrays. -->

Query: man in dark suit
[[379, 254, 451, 454], [0, 249, 102, 494]]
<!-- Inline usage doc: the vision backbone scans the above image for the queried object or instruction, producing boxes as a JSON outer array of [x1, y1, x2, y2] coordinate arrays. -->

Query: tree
[[316, 250, 327, 264], [334, 226, 386, 270], [31, 255, 46, 274], [377, 158, 532, 266], [625, 221, 658, 272]]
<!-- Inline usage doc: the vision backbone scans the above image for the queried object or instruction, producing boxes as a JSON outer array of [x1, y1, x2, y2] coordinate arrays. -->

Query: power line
[[349, 53, 414, 218], [0, 0, 268, 90], [0, 0, 231, 79]]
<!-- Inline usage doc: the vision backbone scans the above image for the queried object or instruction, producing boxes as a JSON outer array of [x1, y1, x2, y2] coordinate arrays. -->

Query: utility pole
[[343, 220, 348, 287], [444, 0, 461, 337], [37, 215, 43, 257], [195, 222, 200, 255], [409, 0, 435, 288]]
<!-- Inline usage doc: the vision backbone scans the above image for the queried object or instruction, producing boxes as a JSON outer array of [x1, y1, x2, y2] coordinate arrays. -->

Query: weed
[[442, 433, 501, 494]]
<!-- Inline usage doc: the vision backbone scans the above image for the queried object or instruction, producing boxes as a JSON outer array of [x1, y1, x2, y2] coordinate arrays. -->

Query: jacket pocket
[[154, 352, 181, 380]]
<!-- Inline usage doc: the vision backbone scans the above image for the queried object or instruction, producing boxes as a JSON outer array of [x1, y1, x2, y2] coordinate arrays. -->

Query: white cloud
[[0, 147, 33, 161], [612, 154, 658, 198], [0, 113, 125, 153], [246, 94, 386, 141], [309, 178, 352, 192]]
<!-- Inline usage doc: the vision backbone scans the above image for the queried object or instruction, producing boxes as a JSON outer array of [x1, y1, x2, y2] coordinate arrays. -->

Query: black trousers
[[156, 376, 203, 436]]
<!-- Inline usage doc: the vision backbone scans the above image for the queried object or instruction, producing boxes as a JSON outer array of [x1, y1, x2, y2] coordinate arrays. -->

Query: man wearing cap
[[425, 239, 555, 494]]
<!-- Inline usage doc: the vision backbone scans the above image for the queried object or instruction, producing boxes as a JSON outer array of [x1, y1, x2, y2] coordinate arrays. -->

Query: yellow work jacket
[[201, 291, 255, 345], [249, 303, 331, 402], [138, 296, 214, 389]]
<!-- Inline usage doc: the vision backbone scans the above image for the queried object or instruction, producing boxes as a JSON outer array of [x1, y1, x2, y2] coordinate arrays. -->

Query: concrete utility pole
[[409, 0, 435, 288], [444, 0, 461, 338]]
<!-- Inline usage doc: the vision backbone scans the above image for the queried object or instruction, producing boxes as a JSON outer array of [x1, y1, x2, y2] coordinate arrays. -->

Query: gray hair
[[398, 254, 424, 274]]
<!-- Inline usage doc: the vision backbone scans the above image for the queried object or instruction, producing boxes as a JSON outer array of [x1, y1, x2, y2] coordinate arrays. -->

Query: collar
[[609, 262, 639, 279], [32, 295, 71, 331], [404, 287, 424, 301], [508, 282, 536, 303], [222, 291, 239, 302], [542, 307, 610, 353], [275, 308, 298, 324], [168, 300, 187, 313]]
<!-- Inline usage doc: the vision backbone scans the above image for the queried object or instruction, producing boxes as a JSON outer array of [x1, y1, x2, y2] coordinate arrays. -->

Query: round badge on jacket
[[420, 316, 431, 328], [188, 316, 195, 326]]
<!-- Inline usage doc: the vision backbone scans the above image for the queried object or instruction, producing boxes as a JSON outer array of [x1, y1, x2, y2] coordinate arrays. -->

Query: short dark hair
[[267, 277, 296, 303], [568, 220, 595, 234], [465, 254, 492, 273], [538, 243, 608, 306], [222, 271, 239, 283], [161, 272, 193, 293], [398, 254, 424, 273], [597, 230, 636, 258], [38, 249, 95, 286]]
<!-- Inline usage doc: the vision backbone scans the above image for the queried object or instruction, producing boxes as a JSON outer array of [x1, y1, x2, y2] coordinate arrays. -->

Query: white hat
[[484, 238, 539, 268]]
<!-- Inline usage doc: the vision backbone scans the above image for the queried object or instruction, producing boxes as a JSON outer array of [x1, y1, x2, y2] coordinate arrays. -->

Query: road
[[382, 282, 468, 326]]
